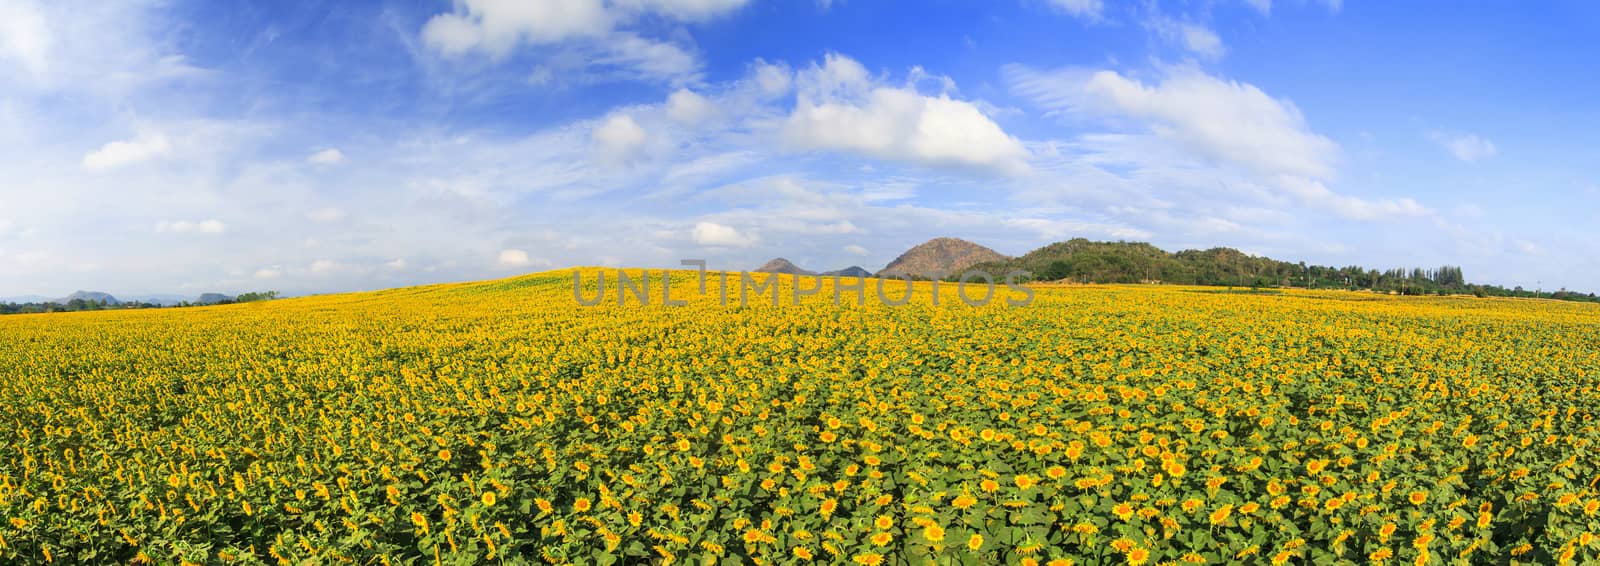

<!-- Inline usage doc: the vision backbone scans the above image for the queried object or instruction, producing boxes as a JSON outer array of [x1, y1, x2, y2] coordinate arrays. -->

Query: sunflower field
[[2, 269, 1599, 565]]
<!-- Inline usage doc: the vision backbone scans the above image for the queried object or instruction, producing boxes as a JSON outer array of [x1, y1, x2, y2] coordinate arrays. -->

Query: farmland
[[2, 269, 1599, 564]]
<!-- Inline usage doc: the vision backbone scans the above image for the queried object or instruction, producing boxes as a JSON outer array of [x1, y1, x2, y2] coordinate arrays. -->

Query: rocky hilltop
[[752, 258, 815, 275], [875, 237, 1008, 279]]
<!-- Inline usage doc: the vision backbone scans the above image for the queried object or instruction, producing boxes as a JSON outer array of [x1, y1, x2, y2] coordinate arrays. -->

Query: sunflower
[[1208, 504, 1233, 526]]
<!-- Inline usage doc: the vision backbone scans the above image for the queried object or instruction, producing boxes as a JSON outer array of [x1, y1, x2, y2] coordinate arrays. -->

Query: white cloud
[[0, 1, 201, 95], [1276, 176, 1429, 220], [0, 0, 51, 76], [1049, 0, 1104, 20], [307, 148, 344, 164], [584, 32, 701, 85], [422, 0, 613, 57], [1428, 131, 1497, 162], [310, 259, 340, 274], [751, 59, 793, 96], [1005, 65, 1435, 221], [691, 221, 757, 247], [1243, 0, 1272, 15], [666, 88, 713, 125], [307, 207, 346, 222], [420, 0, 746, 85], [593, 114, 649, 163], [155, 219, 227, 235], [782, 54, 1031, 175], [613, 0, 749, 21], [1008, 65, 1338, 179], [498, 248, 549, 268], [1514, 240, 1543, 256], [82, 131, 172, 170], [843, 244, 868, 256], [385, 258, 408, 270], [1147, 17, 1225, 60], [253, 267, 281, 280]]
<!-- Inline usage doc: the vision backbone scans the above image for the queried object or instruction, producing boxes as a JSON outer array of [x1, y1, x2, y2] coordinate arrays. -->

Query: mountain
[[59, 291, 121, 305], [877, 237, 1008, 279], [821, 266, 873, 278], [753, 258, 815, 276]]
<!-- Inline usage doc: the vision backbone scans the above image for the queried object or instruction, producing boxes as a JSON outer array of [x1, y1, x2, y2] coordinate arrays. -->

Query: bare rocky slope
[[875, 237, 1008, 279], [752, 258, 815, 275]]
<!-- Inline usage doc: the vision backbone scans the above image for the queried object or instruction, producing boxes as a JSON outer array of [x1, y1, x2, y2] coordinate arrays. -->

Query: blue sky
[[2, 0, 1597, 297]]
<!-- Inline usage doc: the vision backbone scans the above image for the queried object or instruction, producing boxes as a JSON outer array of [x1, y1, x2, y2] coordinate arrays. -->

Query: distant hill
[[821, 266, 873, 278], [963, 238, 1578, 299], [61, 291, 121, 305], [877, 237, 1008, 279], [753, 258, 815, 276]]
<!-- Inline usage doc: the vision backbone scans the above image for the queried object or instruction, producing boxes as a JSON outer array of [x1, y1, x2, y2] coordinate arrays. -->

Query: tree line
[[967, 239, 1598, 303], [0, 291, 280, 315]]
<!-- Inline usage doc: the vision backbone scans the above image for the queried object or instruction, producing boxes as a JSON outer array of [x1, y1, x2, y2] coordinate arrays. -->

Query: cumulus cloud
[[751, 60, 793, 96], [497, 248, 550, 269], [155, 219, 226, 235], [1429, 131, 1497, 162], [1049, 0, 1104, 20], [592, 114, 649, 163], [82, 131, 172, 170], [253, 267, 281, 280], [843, 244, 868, 256], [1007, 65, 1338, 179], [1004, 65, 1438, 221], [782, 54, 1030, 175], [307, 148, 344, 164], [422, 0, 613, 57], [666, 88, 713, 125], [692, 221, 757, 247]]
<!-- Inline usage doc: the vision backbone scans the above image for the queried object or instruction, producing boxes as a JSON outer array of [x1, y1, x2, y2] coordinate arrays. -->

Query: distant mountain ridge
[[62, 291, 121, 305], [821, 266, 872, 278], [752, 260, 875, 279], [0, 291, 238, 306], [876, 237, 1008, 279], [753, 258, 814, 276]]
